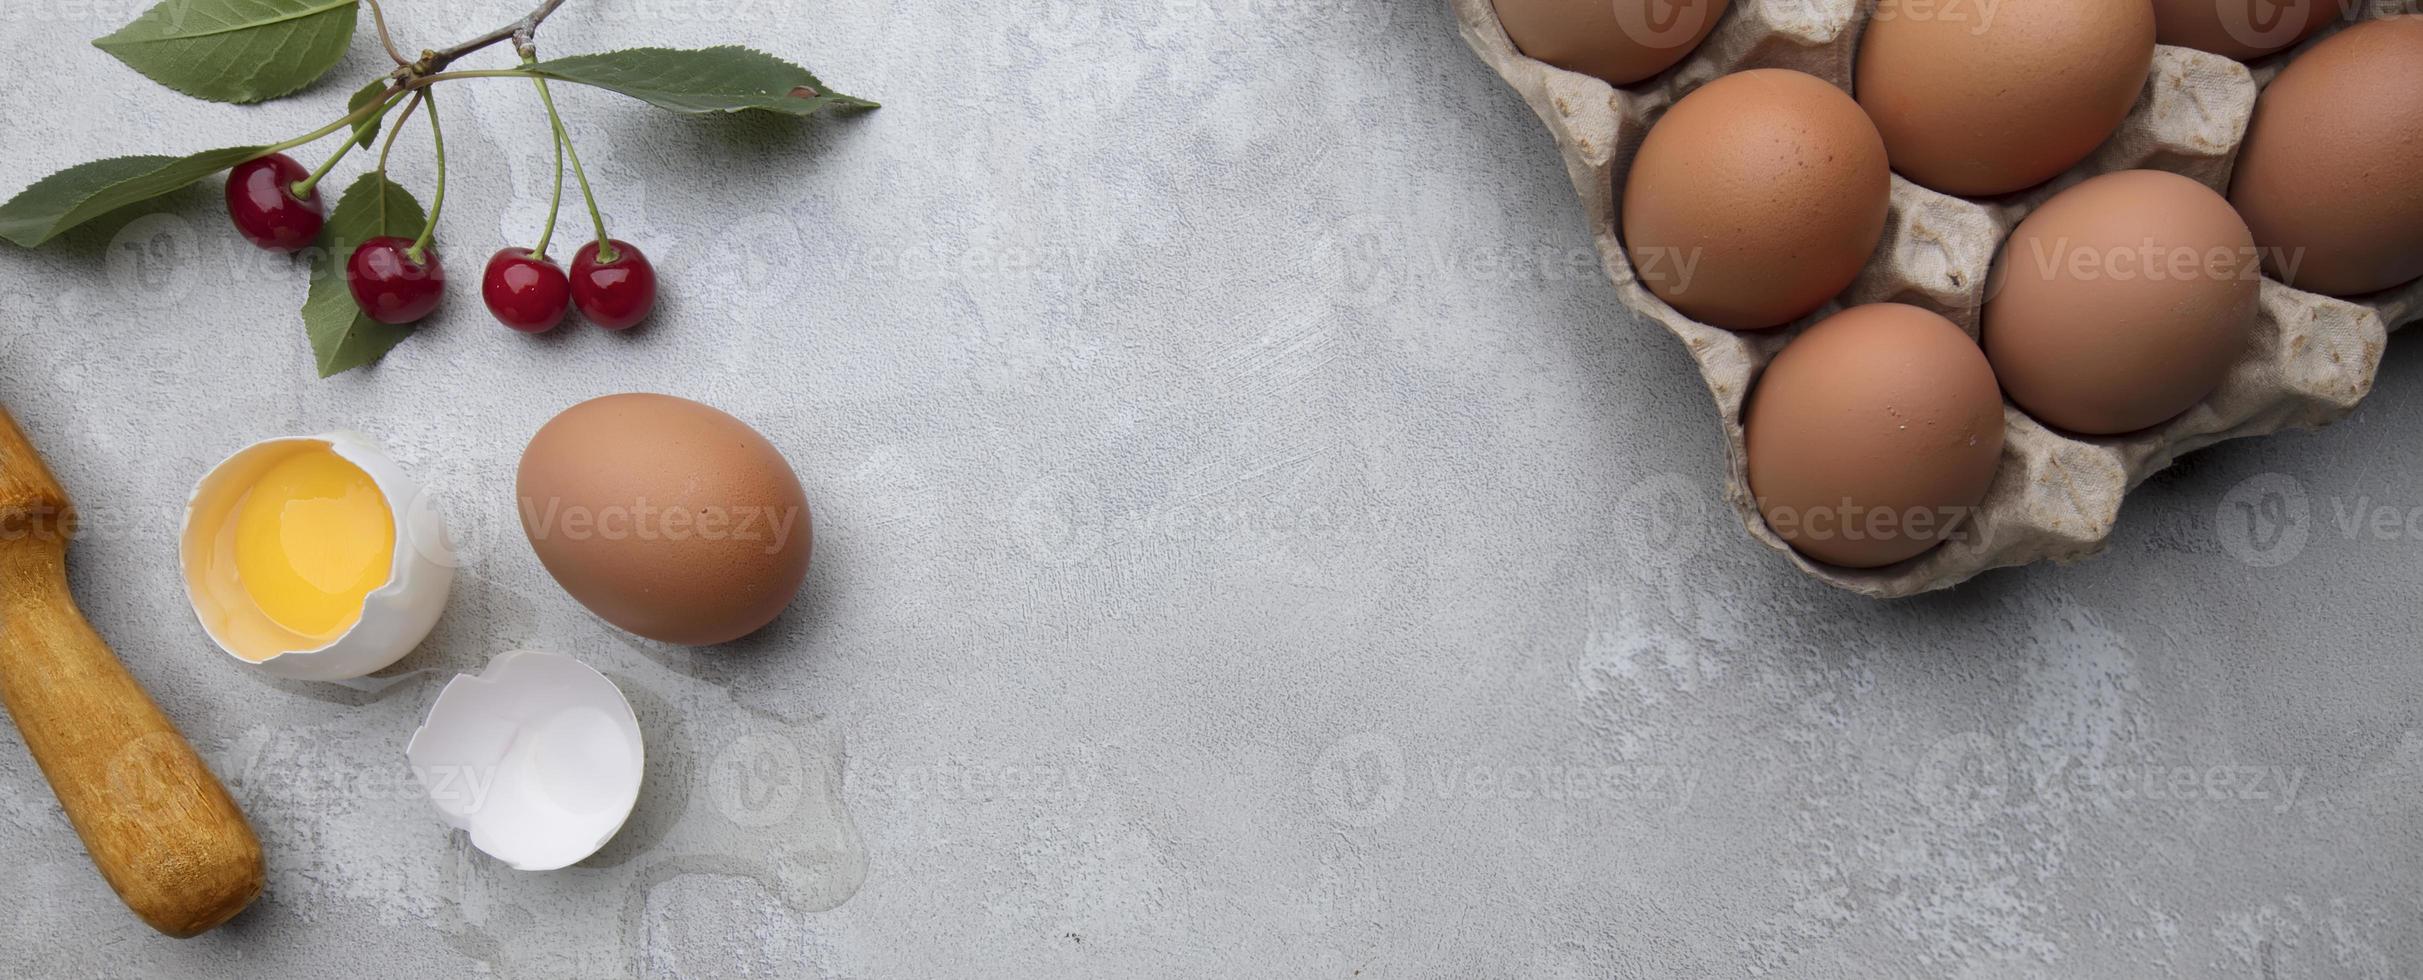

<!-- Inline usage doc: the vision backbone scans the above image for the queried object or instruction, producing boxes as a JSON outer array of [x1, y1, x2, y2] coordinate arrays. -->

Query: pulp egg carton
[[1452, 0, 2423, 596]]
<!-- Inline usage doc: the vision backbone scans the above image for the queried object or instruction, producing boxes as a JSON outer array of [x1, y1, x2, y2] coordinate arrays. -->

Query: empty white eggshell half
[[178, 431, 454, 682], [406, 650, 645, 871]]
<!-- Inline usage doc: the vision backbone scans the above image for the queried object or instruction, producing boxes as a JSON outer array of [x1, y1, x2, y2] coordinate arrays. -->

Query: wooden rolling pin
[[0, 408, 261, 937]]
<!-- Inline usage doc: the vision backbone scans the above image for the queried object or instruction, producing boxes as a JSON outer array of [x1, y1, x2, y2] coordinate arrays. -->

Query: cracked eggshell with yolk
[[178, 432, 454, 682], [406, 650, 644, 872]]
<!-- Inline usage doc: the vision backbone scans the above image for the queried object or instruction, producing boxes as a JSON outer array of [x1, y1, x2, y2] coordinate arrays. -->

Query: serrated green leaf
[[94, 0, 358, 104], [0, 146, 263, 247], [304, 172, 423, 376], [527, 46, 878, 116], [348, 79, 389, 149]]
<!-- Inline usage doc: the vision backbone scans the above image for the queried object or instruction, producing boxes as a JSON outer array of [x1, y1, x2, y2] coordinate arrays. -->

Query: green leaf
[[303, 172, 423, 377], [347, 79, 390, 149], [94, 0, 358, 104], [0, 146, 263, 247], [527, 46, 878, 116]]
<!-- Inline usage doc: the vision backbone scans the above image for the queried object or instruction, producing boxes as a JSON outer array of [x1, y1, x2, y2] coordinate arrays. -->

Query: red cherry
[[346, 236, 445, 324], [225, 153, 324, 253], [482, 248, 572, 333], [570, 239, 657, 330]]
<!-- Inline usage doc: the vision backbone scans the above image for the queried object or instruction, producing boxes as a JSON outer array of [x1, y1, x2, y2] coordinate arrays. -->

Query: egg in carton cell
[[1453, 0, 2423, 596]]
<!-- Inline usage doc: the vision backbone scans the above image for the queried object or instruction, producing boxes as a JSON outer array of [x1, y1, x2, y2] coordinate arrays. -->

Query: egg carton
[[1452, 0, 2423, 596]]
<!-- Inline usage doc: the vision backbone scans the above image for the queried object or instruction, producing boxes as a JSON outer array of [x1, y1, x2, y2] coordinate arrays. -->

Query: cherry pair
[[480, 241, 656, 333], [227, 154, 447, 325]]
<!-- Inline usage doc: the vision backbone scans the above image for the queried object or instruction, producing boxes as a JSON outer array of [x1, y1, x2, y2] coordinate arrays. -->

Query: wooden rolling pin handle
[[0, 410, 262, 938]]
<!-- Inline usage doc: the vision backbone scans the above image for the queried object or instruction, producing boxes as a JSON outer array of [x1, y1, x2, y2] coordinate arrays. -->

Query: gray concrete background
[[2, 0, 2419, 976]]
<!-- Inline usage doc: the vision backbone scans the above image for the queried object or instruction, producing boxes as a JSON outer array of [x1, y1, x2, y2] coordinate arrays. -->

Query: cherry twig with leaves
[[0, 0, 875, 376]]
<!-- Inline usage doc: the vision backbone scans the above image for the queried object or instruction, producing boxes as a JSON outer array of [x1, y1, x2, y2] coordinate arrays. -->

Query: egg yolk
[[231, 449, 395, 641]]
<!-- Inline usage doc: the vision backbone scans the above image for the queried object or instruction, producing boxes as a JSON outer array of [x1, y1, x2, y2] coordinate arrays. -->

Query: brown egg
[[1984, 170, 2257, 435], [1621, 69, 1890, 331], [1746, 304, 2004, 569], [1857, 0, 2155, 197], [517, 393, 813, 645], [2151, 0, 2338, 59], [1492, 0, 1731, 86], [2230, 16, 2423, 297]]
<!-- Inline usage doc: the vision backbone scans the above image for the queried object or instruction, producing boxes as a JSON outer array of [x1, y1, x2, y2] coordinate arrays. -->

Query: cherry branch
[[392, 0, 570, 82]]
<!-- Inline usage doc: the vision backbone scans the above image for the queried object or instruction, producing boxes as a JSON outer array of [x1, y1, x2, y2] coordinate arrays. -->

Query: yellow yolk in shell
[[230, 448, 395, 643]]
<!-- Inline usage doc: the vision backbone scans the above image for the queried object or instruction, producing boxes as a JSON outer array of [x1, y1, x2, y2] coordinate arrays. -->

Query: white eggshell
[[178, 431, 454, 681], [405, 650, 645, 871]]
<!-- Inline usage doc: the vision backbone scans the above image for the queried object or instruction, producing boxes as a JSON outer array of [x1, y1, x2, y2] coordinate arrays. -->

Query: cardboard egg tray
[[1452, 0, 2423, 596]]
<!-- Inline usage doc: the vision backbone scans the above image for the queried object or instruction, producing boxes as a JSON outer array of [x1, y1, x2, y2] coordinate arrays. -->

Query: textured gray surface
[[1, 1, 2419, 976]]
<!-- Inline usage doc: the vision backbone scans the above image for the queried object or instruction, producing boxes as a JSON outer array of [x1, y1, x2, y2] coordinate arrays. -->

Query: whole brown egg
[[2151, 0, 2339, 59], [1857, 0, 2156, 197], [1984, 170, 2258, 435], [1746, 304, 2005, 569], [1492, 0, 1732, 86], [1621, 69, 1890, 331], [517, 393, 814, 645], [2229, 16, 2423, 297]]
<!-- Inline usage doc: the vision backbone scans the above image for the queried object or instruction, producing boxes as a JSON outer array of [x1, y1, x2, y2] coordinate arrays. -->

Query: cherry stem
[[291, 126, 359, 200], [264, 85, 408, 159], [406, 68, 534, 87], [375, 92, 425, 174], [408, 91, 447, 264], [253, 0, 566, 176], [526, 68, 566, 257], [531, 75, 615, 263], [363, 0, 409, 66]]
